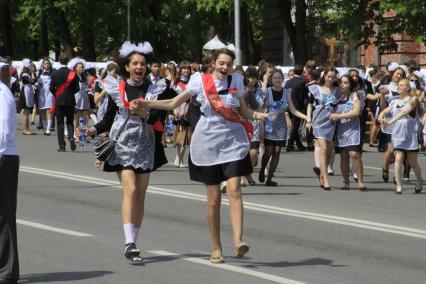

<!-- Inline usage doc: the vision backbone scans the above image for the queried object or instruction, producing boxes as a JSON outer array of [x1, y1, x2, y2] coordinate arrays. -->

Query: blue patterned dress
[[334, 93, 362, 152], [390, 98, 419, 151], [308, 84, 341, 141]]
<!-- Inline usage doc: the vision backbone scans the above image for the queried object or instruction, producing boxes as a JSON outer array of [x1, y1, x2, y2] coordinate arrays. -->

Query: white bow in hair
[[119, 41, 153, 58], [22, 58, 32, 68], [388, 62, 400, 72], [68, 57, 87, 70]]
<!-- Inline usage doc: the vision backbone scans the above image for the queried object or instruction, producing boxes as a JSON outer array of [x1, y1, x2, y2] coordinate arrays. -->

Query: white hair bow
[[22, 58, 32, 68], [119, 41, 153, 58], [68, 57, 87, 70]]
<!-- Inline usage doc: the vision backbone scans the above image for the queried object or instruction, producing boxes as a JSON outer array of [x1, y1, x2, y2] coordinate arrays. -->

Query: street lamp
[[234, 0, 241, 65], [127, 0, 131, 41]]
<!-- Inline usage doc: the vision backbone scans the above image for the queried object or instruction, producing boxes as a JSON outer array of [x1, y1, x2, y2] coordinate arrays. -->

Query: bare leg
[[407, 152, 422, 189], [133, 173, 150, 228], [318, 139, 330, 188], [226, 177, 244, 248], [349, 151, 365, 188], [205, 184, 222, 258], [22, 109, 31, 133], [394, 151, 404, 193]]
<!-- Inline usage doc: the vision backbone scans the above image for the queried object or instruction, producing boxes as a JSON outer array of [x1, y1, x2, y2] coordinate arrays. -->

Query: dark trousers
[[0, 155, 20, 282], [55, 105, 75, 150], [287, 116, 304, 148]]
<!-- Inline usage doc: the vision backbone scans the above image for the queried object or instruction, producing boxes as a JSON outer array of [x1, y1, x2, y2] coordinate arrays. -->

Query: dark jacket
[[49, 66, 80, 107], [284, 76, 308, 112]]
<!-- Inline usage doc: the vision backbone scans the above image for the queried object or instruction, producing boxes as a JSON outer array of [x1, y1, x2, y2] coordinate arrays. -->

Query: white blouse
[[0, 81, 18, 159], [187, 73, 249, 166]]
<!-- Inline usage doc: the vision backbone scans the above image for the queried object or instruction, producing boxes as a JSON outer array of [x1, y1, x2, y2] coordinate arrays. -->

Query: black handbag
[[94, 113, 131, 162]]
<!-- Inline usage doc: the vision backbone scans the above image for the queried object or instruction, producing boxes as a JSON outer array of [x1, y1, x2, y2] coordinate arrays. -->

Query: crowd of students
[[1, 42, 425, 272]]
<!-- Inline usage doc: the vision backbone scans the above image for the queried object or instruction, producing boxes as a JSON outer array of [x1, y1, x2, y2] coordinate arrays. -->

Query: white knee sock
[[123, 223, 135, 244], [46, 120, 52, 133]]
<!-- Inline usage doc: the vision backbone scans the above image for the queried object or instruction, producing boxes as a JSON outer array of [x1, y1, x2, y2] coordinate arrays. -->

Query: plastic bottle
[[79, 118, 87, 149], [265, 103, 277, 134], [166, 119, 174, 136]]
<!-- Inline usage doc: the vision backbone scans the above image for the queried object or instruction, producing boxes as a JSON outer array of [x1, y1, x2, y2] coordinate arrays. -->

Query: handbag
[[94, 113, 131, 162]]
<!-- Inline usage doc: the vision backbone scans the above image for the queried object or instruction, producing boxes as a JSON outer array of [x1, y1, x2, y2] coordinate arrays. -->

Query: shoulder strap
[[227, 75, 232, 88]]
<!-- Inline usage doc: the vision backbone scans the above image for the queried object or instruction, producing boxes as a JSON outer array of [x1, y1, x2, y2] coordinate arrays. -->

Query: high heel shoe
[[341, 181, 350, 190], [382, 168, 389, 183], [415, 180, 423, 194], [395, 188, 402, 194]]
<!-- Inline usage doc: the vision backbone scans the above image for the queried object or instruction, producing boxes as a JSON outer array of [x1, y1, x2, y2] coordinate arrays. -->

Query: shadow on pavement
[[19, 270, 113, 283], [234, 257, 346, 268]]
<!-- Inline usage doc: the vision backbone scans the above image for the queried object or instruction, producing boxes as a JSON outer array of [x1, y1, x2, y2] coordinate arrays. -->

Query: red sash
[[50, 70, 76, 113], [177, 81, 187, 92], [201, 74, 253, 141], [119, 80, 132, 108]]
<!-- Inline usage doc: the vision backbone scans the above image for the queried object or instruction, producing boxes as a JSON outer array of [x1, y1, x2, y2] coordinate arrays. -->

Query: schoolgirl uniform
[[390, 98, 419, 153], [103, 80, 160, 173], [187, 73, 252, 185], [380, 82, 399, 145], [19, 73, 35, 111], [308, 84, 341, 141], [75, 76, 90, 111], [37, 71, 54, 110], [334, 92, 363, 153], [245, 84, 265, 149], [263, 87, 292, 147]]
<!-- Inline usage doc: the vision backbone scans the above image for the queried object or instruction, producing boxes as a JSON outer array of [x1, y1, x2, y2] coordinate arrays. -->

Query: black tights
[[261, 145, 282, 181]]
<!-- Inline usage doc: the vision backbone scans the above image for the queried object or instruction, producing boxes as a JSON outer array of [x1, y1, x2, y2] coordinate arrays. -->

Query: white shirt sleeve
[[0, 91, 9, 159], [187, 74, 203, 96]]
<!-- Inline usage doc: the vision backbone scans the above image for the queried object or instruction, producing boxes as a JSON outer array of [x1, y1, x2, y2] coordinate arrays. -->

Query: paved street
[[14, 123, 426, 284]]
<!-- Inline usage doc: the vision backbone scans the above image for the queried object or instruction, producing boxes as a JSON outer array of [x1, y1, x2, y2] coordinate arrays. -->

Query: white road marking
[[147, 250, 306, 284], [17, 219, 93, 237], [20, 166, 426, 240]]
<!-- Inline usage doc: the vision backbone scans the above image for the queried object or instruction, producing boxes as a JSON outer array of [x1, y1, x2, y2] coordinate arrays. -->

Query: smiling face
[[271, 71, 284, 88], [126, 53, 147, 82], [180, 66, 191, 77], [392, 69, 404, 83], [75, 63, 84, 76], [324, 71, 337, 87], [397, 79, 410, 95], [213, 53, 233, 80], [43, 60, 51, 72]]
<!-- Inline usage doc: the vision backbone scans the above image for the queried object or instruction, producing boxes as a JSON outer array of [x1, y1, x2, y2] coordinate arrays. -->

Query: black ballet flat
[[323, 186, 331, 191], [359, 186, 367, 192], [313, 167, 320, 177], [395, 189, 402, 194]]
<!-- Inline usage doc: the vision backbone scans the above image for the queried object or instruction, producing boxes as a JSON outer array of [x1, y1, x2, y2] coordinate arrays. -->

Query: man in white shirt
[[0, 62, 19, 284]]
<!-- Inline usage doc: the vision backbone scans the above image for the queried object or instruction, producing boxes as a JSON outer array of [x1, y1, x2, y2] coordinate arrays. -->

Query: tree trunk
[[278, 0, 308, 65], [40, 0, 49, 57], [58, 10, 73, 57], [81, 1, 96, 60], [2, 1, 14, 56], [241, 1, 256, 64]]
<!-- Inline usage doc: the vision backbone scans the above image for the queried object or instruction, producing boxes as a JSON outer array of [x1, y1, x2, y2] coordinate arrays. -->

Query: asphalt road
[[13, 122, 426, 284]]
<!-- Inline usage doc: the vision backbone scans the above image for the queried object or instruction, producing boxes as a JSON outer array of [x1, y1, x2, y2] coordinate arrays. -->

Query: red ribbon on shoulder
[[119, 80, 164, 131], [201, 74, 253, 141], [50, 70, 76, 113]]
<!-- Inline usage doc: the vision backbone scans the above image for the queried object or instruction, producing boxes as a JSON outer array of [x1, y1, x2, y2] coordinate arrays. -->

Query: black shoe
[[57, 148, 66, 152], [70, 140, 77, 151], [359, 186, 367, 192], [37, 125, 43, 130], [313, 167, 320, 177], [286, 146, 295, 152], [124, 243, 142, 262], [415, 180, 423, 194], [296, 145, 307, 151], [265, 179, 277, 186], [307, 145, 315, 151], [258, 169, 265, 183], [323, 186, 331, 191], [43, 132, 51, 136]]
